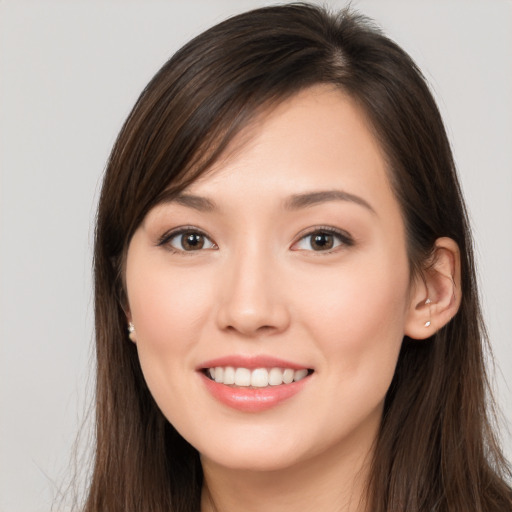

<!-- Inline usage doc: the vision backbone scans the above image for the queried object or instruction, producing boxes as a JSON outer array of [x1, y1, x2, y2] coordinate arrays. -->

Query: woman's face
[[125, 85, 417, 472]]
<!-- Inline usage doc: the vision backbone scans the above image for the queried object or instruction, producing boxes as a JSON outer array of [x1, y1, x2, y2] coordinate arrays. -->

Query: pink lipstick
[[197, 355, 313, 412]]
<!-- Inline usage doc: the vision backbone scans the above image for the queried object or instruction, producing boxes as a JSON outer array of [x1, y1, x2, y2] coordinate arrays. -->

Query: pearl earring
[[127, 322, 137, 342]]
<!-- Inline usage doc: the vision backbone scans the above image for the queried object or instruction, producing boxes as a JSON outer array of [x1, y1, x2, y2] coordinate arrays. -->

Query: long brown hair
[[86, 4, 511, 511]]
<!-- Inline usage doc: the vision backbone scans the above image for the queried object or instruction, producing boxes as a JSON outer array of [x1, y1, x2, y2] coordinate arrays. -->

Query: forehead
[[179, 85, 396, 215]]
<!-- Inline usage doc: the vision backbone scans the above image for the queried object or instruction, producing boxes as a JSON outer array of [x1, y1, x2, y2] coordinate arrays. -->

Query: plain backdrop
[[0, 1, 511, 511]]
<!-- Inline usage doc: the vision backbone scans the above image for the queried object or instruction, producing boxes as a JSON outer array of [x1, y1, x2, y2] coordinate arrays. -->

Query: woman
[[85, 3, 511, 511]]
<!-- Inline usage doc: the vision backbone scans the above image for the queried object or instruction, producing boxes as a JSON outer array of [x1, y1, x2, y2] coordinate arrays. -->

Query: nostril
[[223, 323, 280, 336], [256, 325, 276, 333]]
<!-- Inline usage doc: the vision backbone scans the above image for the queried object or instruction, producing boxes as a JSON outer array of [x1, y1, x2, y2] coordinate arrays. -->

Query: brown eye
[[167, 230, 216, 252], [181, 232, 205, 250], [310, 232, 334, 251], [292, 228, 353, 252]]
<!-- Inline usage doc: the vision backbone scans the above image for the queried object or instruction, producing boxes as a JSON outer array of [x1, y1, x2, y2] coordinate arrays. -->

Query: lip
[[199, 372, 312, 412], [198, 355, 309, 371], [197, 355, 314, 413]]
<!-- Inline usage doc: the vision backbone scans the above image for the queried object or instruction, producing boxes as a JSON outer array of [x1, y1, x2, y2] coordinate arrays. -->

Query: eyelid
[[156, 224, 353, 253], [157, 226, 217, 252], [290, 226, 354, 252]]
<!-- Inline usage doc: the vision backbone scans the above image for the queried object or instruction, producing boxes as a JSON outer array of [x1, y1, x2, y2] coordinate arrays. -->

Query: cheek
[[125, 260, 216, 425], [292, 249, 410, 368], [127, 261, 215, 355]]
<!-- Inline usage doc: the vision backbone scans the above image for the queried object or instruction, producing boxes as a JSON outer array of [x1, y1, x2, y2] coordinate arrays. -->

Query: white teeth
[[214, 367, 224, 383], [234, 367, 251, 386], [268, 367, 283, 386], [223, 366, 235, 385], [282, 368, 294, 384], [207, 366, 311, 387], [294, 369, 308, 382], [251, 368, 269, 387]]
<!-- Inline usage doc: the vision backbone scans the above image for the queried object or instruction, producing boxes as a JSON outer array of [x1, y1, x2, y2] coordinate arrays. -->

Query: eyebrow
[[156, 189, 375, 215], [284, 190, 376, 214], [157, 191, 217, 212]]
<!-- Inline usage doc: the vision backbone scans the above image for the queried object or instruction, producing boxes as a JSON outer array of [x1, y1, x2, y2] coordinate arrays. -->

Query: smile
[[198, 357, 314, 412], [205, 367, 312, 387]]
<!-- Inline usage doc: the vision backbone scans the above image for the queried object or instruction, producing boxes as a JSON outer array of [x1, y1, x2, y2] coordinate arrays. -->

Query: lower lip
[[200, 372, 311, 412]]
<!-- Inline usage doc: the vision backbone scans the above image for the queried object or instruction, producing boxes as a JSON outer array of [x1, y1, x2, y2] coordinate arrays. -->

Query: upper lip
[[198, 355, 311, 371]]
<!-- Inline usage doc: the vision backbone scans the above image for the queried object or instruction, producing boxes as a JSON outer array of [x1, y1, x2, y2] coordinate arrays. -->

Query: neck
[[200, 435, 373, 512]]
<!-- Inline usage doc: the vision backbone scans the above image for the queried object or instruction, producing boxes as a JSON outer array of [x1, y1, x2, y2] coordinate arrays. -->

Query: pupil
[[182, 233, 204, 250], [312, 233, 333, 250]]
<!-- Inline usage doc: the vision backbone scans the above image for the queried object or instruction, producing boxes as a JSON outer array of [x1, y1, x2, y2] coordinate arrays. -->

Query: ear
[[404, 237, 462, 340]]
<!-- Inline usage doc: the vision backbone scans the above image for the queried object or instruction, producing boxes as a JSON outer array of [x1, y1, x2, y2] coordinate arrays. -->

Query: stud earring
[[424, 298, 432, 327], [127, 322, 137, 342]]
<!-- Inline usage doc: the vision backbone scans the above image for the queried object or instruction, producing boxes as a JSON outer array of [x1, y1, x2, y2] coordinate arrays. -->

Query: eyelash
[[157, 225, 354, 254], [292, 226, 354, 253], [157, 226, 217, 254]]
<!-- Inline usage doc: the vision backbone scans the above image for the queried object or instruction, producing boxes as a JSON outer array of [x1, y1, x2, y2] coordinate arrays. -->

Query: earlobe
[[405, 237, 462, 340], [127, 321, 137, 343], [124, 303, 137, 343]]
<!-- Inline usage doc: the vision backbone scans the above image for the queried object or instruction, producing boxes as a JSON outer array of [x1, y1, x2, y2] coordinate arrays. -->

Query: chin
[[200, 447, 304, 473], [193, 425, 330, 474]]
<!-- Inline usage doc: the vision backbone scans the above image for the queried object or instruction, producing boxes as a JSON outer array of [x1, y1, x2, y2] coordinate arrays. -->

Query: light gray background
[[1, 1, 511, 511]]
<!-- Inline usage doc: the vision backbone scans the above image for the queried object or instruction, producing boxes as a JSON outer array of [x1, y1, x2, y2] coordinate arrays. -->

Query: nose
[[215, 246, 291, 337]]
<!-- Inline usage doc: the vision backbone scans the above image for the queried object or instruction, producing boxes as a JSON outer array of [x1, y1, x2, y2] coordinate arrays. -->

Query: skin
[[124, 85, 459, 512]]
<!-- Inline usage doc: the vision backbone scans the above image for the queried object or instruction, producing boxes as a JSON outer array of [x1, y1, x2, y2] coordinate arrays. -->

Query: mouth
[[198, 358, 314, 412], [202, 366, 314, 388]]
